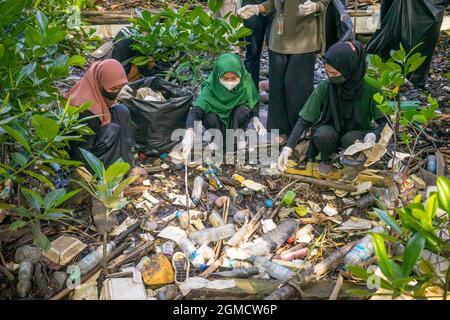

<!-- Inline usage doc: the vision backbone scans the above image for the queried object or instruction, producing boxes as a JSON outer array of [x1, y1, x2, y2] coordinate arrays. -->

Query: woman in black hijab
[[278, 41, 387, 175]]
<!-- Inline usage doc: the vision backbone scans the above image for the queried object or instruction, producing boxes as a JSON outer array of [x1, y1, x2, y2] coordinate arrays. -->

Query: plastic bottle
[[178, 238, 206, 270], [249, 220, 298, 256], [233, 210, 249, 225], [76, 241, 116, 275], [191, 176, 205, 205], [251, 256, 295, 282], [204, 169, 224, 190], [189, 224, 235, 245], [227, 186, 243, 204], [176, 210, 190, 229], [344, 226, 385, 267], [17, 261, 33, 298], [208, 211, 225, 227], [221, 258, 252, 269], [427, 154, 436, 174]]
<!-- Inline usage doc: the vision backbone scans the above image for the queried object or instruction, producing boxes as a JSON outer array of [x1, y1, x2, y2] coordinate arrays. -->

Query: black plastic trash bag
[[366, 0, 449, 87], [126, 77, 193, 156], [326, 0, 354, 51]]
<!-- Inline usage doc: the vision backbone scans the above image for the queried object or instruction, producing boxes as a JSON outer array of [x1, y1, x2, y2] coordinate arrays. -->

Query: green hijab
[[194, 53, 259, 128]]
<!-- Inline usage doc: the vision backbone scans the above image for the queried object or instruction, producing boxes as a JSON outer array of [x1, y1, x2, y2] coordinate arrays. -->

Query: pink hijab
[[68, 59, 128, 126]]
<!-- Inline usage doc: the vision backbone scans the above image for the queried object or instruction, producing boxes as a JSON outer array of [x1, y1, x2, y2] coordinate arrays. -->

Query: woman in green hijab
[[181, 53, 266, 161]]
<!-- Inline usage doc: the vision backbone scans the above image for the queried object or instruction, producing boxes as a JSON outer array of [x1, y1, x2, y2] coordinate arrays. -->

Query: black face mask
[[329, 75, 346, 86], [101, 86, 119, 100]]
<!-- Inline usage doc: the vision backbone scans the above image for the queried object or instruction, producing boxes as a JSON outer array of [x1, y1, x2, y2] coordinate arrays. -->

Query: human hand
[[299, 0, 318, 16], [277, 146, 292, 172], [237, 4, 260, 20]]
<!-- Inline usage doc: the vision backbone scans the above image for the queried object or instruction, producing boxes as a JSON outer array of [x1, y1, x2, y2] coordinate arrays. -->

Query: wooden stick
[[281, 173, 357, 191], [329, 272, 344, 300]]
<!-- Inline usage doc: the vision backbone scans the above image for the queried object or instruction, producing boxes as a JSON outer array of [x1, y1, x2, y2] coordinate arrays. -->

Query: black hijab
[[314, 41, 367, 134]]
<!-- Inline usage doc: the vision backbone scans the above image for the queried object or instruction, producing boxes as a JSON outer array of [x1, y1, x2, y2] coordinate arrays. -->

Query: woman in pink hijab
[[67, 59, 136, 169]]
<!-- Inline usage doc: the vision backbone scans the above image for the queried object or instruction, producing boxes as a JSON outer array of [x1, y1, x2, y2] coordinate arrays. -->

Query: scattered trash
[[343, 226, 385, 267], [101, 278, 147, 300], [141, 254, 175, 286]]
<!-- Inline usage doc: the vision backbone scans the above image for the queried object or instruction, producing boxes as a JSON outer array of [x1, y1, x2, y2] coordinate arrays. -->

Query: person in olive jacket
[[238, 0, 330, 144]]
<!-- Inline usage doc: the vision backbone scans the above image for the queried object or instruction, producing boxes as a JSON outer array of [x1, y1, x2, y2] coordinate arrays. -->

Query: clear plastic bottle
[[189, 224, 235, 245], [76, 241, 116, 275], [249, 220, 298, 256], [221, 258, 252, 269], [344, 226, 385, 267], [251, 256, 296, 282], [208, 211, 225, 227], [176, 210, 190, 229], [178, 238, 206, 270], [191, 176, 205, 205]]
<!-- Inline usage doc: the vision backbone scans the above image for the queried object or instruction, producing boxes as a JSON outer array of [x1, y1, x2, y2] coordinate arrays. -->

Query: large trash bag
[[325, 0, 354, 51], [126, 77, 193, 155], [366, 0, 449, 87]]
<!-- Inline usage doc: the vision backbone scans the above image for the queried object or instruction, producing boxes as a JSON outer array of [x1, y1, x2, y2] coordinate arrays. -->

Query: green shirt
[[299, 78, 384, 132], [261, 0, 330, 55]]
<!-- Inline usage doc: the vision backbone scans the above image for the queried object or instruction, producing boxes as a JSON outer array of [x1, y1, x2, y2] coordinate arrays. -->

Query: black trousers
[[268, 51, 315, 136], [309, 125, 365, 162], [202, 105, 253, 136], [244, 12, 274, 87], [70, 104, 135, 170], [325, 0, 347, 51]]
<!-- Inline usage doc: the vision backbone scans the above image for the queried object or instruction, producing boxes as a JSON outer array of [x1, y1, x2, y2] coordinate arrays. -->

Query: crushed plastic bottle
[[227, 186, 243, 204], [176, 210, 190, 229], [189, 224, 235, 245], [344, 226, 385, 267], [191, 176, 205, 205], [251, 256, 296, 282], [76, 241, 116, 275], [178, 237, 206, 270], [15, 245, 42, 298], [427, 154, 436, 174], [208, 211, 225, 227], [220, 258, 252, 269], [233, 210, 249, 226], [248, 220, 298, 256]]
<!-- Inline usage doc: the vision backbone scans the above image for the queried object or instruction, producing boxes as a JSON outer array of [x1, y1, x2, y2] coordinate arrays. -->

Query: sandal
[[172, 252, 189, 285]]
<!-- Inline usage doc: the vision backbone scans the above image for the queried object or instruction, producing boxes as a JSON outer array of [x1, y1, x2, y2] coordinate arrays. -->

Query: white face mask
[[220, 79, 240, 91]]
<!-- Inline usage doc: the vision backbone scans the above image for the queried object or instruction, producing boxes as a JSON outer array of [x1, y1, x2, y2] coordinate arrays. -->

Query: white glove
[[277, 147, 292, 172], [299, 0, 318, 16], [116, 85, 133, 102], [182, 129, 194, 162], [364, 132, 377, 144], [237, 4, 260, 20], [252, 117, 267, 136]]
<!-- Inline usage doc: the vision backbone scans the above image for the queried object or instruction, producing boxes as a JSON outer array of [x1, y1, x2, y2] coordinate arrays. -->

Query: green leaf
[[112, 176, 137, 198], [0, 125, 31, 151], [52, 189, 80, 207], [24, 170, 54, 189], [42, 159, 83, 167], [0, 203, 15, 209], [79, 148, 103, 179], [21, 188, 44, 209], [401, 233, 425, 277], [208, 0, 222, 13], [10, 220, 28, 230], [436, 176, 450, 214], [68, 55, 85, 67], [14, 207, 32, 218], [16, 62, 37, 85], [104, 162, 130, 185], [131, 56, 150, 66], [31, 114, 60, 141], [32, 225, 51, 252], [44, 188, 66, 208], [12, 152, 28, 167], [425, 194, 438, 225], [36, 10, 49, 33], [373, 93, 384, 105], [372, 233, 395, 281], [373, 208, 402, 234]]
